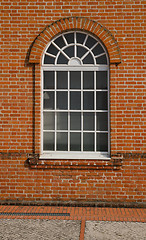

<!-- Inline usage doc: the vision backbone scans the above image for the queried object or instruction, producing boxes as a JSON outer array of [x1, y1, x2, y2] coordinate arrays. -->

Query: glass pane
[[43, 71, 54, 89], [57, 112, 68, 130], [76, 32, 86, 44], [43, 132, 54, 150], [92, 44, 104, 56], [64, 46, 74, 58], [57, 92, 68, 109], [57, 133, 68, 151], [85, 36, 97, 48], [70, 133, 81, 151], [70, 113, 81, 130], [96, 133, 108, 151], [54, 36, 65, 48], [83, 53, 94, 64], [57, 71, 68, 89], [83, 92, 94, 110], [46, 43, 59, 56], [83, 71, 94, 89], [96, 112, 108, 131], [43, 112, 55, 130], [96, 71, 107, 89], [64, 32, 74, 44], [43, 91, 54, 109], [96, 92, 107, 110], [44, 55, 55, 64], [83, 112, 94, 131], [57, 53, 68, 64], [70, 71, 81, 89], [70, 92, 81, 110], [77, 46, 87, 58], [96, 55, 107, 64], [83, 133, 94, 151]]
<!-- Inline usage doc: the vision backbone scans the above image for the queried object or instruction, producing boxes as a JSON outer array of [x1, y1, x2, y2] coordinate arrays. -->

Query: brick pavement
[[0, 205, 145, 240], [0, 205, 145, 222]]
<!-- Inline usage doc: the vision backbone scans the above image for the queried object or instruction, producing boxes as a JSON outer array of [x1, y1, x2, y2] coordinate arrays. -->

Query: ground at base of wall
[[0, 200, 146, 208], [0, 220, 146, 240]]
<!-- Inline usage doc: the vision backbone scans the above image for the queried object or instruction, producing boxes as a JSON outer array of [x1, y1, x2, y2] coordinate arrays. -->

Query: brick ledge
[[27, 153, 123, 170]]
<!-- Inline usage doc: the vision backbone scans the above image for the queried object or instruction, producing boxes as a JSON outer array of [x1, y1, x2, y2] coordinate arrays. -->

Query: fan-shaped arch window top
[[43, 31, 108, 65]]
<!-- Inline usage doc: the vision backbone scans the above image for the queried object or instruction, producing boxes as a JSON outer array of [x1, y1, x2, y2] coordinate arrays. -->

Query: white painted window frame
[[40, 31, 110, 159]]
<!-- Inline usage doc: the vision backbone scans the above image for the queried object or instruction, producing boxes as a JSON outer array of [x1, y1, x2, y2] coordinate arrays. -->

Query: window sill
[[39, 152, 110, 160], [27, 153, 123, 170]]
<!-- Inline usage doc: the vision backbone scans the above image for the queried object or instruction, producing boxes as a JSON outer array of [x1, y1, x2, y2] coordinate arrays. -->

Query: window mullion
[[95, 52, 106, 59], [55, 71, 57, 151], [108, 69, 110, 155], [90, 42, 99, 51], [45, 52, 56, 58], [81, 50, 90, 61], [68, 71, 70, 151], [81, 71, 83, 152], [83, 34, 88, 46], [42, 69, 44, 154], [62, 34, 68, 46], [94, 71, 96, 152], [74, 31, 77, 58]]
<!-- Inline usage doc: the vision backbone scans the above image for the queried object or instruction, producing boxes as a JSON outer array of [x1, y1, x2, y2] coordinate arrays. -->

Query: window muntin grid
[[41, 31, 110, 159], [43, 31, 108, 66]]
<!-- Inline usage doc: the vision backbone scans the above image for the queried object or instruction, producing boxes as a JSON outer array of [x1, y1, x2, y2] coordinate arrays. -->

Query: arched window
[[41, 31, 110, 159]]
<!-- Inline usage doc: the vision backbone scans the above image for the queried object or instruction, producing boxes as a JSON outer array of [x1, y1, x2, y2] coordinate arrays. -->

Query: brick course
[[0, 0, 145, 206]]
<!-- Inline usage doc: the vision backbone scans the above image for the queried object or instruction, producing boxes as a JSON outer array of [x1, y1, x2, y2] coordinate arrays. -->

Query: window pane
[[57, 133, 68, 151], [76, 32, 86, 44], [92, 44, 104, 56], [43, 132, 54, 150], [83, 53, 94, 64], [46, 43, 59, 56], [96, 92, 107, 110], [57, 53, 68, 64], [44, 71, 54, 89], [77, 46, 87, 58], [43, 112, 55, 130], [57, 71, 68, 89], [57, 112, 68, 130], [85, 36, 97, 48], [54, 36, 65, 48], [57, 92, 68, 109], [64, 32, 74, 44], [83, 112, 94, 131], [83, 133, 94, 151], [70, 133, 81, 151], [64, 46, 74, 58], [70, 113, 81, 130], [96, 71, 107, 89], [96, 55, 107, 64], [83, 71, 94, 89], [43, 91, 54, 109], [96, 112, 108, 131], [70, 71, 81, 89], [83, 92, 94, 110], [44, 55, 55, 64], [70, 92, 81, 110], [96, 133, 108, 151]]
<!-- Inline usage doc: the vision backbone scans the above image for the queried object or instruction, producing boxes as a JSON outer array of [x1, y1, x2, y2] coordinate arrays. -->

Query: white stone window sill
[[39, 152, 110, 160]]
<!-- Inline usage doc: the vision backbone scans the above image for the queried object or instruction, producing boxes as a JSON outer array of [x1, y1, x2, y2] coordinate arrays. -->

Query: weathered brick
[[0, 0, 145, 207]]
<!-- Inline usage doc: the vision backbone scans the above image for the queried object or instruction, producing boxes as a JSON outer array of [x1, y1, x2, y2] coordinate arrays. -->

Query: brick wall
[[0, 0, 145, 206]]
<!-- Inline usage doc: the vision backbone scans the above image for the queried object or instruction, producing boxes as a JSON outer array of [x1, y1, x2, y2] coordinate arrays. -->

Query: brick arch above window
[[29, 17, 121, 65]]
